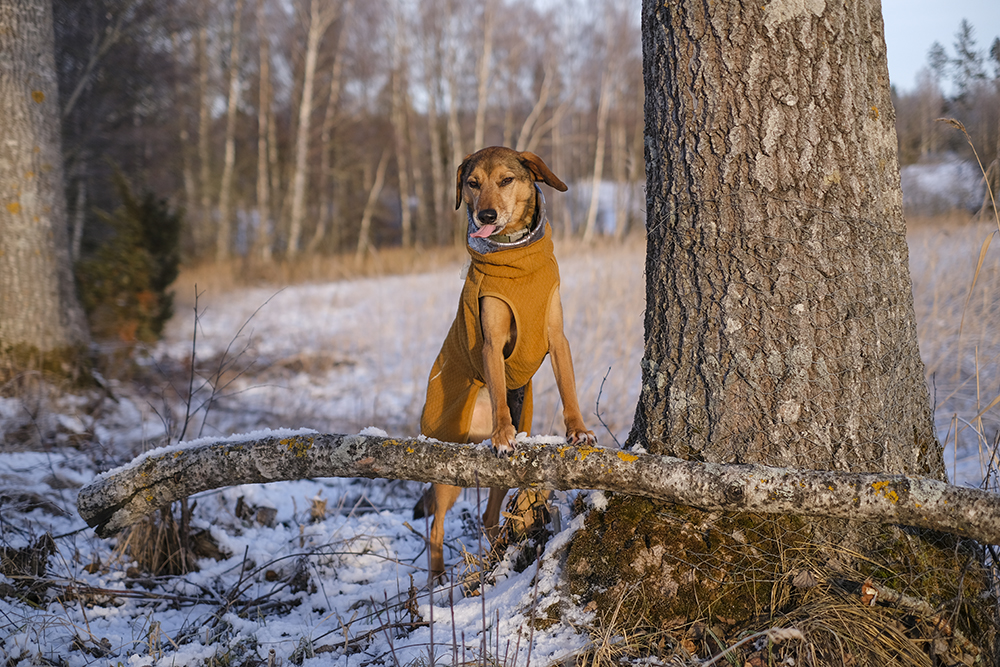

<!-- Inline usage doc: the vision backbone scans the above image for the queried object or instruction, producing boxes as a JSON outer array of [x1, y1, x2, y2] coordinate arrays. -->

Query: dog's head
[[456, 147, 567, 239]]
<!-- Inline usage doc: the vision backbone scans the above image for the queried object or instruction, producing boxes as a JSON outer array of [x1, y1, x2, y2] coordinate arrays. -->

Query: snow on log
[[77, 431, 1000, 544]]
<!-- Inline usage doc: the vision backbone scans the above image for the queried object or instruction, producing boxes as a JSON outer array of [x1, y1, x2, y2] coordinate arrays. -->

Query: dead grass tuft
[[115, 500, 223, 576]]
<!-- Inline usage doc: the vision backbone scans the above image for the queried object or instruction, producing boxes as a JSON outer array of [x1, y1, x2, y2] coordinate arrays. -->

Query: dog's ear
[[518, 152, 568, 192], [455, 153, 474, 210]]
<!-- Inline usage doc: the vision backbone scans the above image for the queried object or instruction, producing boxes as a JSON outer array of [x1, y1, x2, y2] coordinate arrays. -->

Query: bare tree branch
[[78, 432, 1000, 545], [61, 0, 140, 120]]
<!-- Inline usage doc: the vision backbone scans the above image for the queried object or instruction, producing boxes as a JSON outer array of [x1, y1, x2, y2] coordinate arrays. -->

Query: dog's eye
[[467, 180, 480, 190], [500, 177, 513, 187]]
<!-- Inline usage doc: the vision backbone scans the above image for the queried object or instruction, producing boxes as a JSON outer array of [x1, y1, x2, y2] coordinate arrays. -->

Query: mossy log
[[77, 431, 1000, 544]]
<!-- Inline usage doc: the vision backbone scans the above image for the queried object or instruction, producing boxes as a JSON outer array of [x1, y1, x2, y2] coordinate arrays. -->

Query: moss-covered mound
[[565, 494, 996, 665]]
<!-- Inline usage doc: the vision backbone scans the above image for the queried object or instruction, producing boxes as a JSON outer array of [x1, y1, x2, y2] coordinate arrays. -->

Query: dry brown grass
[[907, 210, 1000, 481], [172, 232, 646, 306], [172, 244, 468, 310]]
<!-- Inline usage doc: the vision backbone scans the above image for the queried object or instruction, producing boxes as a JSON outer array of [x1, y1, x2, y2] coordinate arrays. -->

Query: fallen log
[[77, 429, 1000, 544]]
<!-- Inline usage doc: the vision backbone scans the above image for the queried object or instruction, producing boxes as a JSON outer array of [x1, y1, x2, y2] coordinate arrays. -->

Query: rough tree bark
[[76, 432, 1000, 545], [562, 1, 993, 660], [0, 0, 89, 357], [627, 0, 942, 477]]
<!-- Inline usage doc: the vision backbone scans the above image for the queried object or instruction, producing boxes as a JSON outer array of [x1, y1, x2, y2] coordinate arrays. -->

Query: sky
[[882, 0, 1000, 92]]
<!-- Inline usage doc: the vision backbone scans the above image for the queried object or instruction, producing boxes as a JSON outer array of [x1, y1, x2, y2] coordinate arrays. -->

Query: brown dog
[[415, 146, 596, 581]]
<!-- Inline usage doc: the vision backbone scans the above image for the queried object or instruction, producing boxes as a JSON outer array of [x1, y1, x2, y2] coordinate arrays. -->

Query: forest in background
[[56, 0, 643, 268], [55, 0, 998, 270]]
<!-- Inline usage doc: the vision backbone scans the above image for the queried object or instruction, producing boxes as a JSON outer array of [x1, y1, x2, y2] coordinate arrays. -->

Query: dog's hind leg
[[429, 484, 462, 580]]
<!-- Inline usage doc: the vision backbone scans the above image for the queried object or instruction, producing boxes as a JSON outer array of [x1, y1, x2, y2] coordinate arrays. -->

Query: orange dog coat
[[420, 222, 559, 443]]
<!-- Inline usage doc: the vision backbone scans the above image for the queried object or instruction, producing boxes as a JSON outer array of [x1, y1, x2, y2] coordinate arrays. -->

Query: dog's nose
[[478, 209, 497, 224]]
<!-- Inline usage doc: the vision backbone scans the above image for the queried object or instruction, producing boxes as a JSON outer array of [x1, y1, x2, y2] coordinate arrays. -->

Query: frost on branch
[[77, 431, 1000, 544]]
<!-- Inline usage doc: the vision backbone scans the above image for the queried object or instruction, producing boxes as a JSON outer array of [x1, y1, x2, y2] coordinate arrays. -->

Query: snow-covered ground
[[1, 243, 644, 667], [900, 156, 986, 215], [2, 225, 997, 665]]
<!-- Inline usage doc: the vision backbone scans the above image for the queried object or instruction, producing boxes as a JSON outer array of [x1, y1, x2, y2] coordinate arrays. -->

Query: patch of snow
[[900, 156, 985, 215], [586, 490, 609, 511]]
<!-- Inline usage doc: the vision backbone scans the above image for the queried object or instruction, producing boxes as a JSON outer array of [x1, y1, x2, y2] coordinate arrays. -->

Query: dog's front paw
[[567, 426, 596, 446], [491, 423, 518, 455]]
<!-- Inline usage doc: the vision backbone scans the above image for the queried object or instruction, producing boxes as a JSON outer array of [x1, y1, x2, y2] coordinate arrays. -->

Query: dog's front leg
[[479, 296, 517, 454], [547, 292, 596, 445]]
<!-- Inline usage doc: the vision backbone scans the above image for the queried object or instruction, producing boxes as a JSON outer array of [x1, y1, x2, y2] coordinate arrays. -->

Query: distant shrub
[[76, 169, 181, 345]]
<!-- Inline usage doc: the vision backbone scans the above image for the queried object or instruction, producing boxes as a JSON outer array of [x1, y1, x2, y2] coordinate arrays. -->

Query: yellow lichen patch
[[6, 202, 20, 214], [281, 436, 314, 458], [32, 90, 45, 103], [871, 480, 899, 503], [616, 451, 638, 463], [869, 105, 879, 119], [575, 445, 603, 461]]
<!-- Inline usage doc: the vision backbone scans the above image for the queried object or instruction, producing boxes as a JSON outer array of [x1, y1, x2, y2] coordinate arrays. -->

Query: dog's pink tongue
[[469, 224, 496, 239]]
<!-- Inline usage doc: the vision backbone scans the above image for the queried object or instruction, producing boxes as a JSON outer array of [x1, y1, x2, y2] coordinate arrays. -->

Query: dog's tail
[[412, 485, 436, 519]]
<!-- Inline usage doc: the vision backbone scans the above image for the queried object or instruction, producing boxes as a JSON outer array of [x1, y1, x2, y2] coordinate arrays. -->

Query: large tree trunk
[[565, 1, 992, 661], [0, 0, 89, 355], [628, 0, 942, 478]]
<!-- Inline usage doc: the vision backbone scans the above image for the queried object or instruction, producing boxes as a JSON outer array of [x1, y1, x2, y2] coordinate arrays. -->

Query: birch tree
[[308, 4, 349, 254], [419, 0, 447, 240], [215, 0, 245, 262], [196, 18, 213, 254], [253, 0, 273, 262], [472, 3, 494, 150], [285, 0, 338, 258], [390, 8, 413, 248]]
